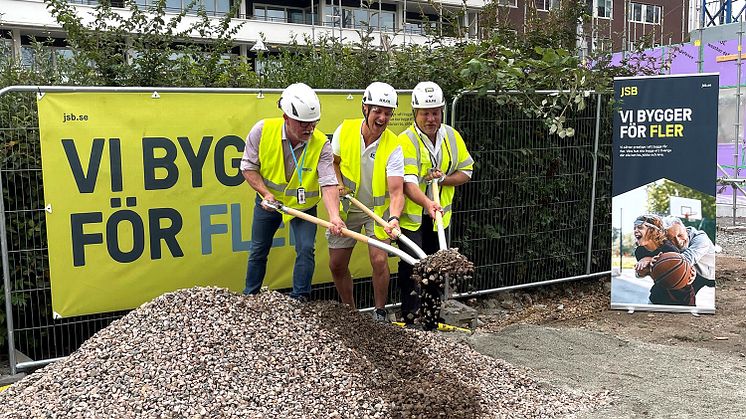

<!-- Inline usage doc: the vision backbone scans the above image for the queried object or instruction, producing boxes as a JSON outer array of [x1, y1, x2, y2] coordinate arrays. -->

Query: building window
[[629, 3, 661, 24], [536, 0, 559, 11], [0, 37, 11, 62], [405, 20, 438, 35], [496, 0, 518, 7], [135, 0, 229, 16], [254, 4, 309, 23], [325, 6, 396, 32], [593, 37, 612, 52], [595, 0, 612, 18]]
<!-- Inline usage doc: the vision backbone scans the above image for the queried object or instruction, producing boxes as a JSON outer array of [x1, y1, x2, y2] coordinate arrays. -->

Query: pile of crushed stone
[[0, 287, 607, 418]]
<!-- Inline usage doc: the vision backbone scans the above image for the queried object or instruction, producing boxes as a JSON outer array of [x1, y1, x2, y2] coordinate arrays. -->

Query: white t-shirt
[[413, 124, 473, 179], [332, 123, 404, 210]]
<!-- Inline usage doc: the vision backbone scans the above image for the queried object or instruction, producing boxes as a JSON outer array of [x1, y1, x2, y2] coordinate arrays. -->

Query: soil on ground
[[471, 255, 746, 357], [462, 220, 746, 418]]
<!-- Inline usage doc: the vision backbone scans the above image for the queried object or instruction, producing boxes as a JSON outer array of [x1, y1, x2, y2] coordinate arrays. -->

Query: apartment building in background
[[1, 0, 696, 67], [488, 0, 690, 53], [0, 0, 485, 67]]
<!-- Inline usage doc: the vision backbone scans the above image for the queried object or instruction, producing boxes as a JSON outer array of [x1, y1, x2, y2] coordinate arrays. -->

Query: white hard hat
[[362, 82, 398, 109], [411, 81, 445, 109], [278, 83, 321, 122]]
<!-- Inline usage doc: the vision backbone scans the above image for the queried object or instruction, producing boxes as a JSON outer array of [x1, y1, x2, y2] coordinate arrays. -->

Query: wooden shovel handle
[[345, 195, 400, 234], [431, 181, 445, 228], [280, 205, 371, 244]]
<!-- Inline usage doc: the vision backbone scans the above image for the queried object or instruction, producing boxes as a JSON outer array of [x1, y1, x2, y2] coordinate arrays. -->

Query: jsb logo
[[620, 86, 638, 97]]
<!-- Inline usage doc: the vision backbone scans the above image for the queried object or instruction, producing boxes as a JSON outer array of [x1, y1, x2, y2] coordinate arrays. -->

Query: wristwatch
[[388, 215, 400, 223]]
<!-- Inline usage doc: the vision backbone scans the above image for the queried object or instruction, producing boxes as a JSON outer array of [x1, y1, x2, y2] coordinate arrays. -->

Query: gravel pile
[[0, 288, 607, 418]]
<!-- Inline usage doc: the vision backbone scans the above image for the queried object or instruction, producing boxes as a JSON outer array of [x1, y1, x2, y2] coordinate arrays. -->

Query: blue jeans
[[244, 196, 317, 299]]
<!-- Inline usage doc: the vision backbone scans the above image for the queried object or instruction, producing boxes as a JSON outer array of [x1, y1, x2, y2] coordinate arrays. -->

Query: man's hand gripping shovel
[[342, 194, 428, 260], [261, 199, 419, 266]]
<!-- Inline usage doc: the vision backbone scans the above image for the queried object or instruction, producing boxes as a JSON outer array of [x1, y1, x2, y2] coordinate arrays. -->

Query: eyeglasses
[[297, 119, 320, 129]]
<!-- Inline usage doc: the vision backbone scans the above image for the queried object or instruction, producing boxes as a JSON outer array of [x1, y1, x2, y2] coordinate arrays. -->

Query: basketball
[[650, 252, 693, 290]]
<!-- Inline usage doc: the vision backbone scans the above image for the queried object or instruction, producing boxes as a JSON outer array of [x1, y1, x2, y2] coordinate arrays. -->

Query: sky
[[612, 185, 648, 231]]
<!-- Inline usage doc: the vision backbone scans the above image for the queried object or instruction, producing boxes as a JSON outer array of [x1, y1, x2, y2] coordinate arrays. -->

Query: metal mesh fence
[[0, 90, 131, 372], [2, 88, 611, 373], [449, 92, 612, 294]]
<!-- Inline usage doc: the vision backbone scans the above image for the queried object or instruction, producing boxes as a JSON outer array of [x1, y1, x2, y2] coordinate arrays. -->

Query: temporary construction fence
[[449, 91, 612, 297], [1, 86, 612, 374]]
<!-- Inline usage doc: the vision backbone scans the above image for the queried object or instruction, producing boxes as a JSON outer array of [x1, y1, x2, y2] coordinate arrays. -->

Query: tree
[[646, 180, 716, 220]]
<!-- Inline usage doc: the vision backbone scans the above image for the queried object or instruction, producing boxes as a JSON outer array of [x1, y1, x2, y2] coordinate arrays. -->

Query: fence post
[[1, 89, 18, 375], [586, 93, 603, 274]]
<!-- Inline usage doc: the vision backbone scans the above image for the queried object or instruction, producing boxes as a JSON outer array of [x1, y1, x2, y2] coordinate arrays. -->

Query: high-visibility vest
[[259, 118, 325, 218], [398, 124, 474, 231], [338, 118, 401, 240]]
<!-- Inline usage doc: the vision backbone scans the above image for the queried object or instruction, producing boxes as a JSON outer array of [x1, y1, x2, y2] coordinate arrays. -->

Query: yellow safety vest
[[338, 118, 401, 240], [259, 118, 325, 217], [398, 124, 474, 231]]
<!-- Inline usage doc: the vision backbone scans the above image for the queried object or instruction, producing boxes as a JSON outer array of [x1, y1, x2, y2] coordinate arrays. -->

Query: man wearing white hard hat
[[327, 81, 405, 321], [240, 82, 346, 301], [398, 81, 474, 330]]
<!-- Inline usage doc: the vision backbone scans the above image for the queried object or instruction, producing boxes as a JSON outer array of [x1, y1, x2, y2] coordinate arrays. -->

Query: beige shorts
[[326, 211, 375, 249]]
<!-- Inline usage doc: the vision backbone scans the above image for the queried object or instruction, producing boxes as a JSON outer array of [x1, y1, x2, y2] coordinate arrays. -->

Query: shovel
[[343, 194, 428, 260], [264, 201, 419, 266], [429, 180, 448, 251]]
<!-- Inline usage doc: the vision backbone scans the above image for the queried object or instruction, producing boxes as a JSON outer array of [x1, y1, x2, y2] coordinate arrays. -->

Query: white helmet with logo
[[278, 83, 321, 122], [362, 82, 398, 109], [411, 81, 445, 109]]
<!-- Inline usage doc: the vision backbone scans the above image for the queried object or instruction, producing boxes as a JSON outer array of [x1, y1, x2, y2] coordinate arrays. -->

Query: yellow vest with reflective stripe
[[398, 123, 474, 231], [259, 118, 325, 214], [338, 118, 400, 240]]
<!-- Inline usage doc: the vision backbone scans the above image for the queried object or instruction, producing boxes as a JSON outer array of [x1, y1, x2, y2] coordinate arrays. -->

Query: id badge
[[297, 187, 306, 204]]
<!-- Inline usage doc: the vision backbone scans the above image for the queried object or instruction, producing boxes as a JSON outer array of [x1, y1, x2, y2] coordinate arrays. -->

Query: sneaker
[[373, 308, 389, 323], [289, 294, 309, 303]]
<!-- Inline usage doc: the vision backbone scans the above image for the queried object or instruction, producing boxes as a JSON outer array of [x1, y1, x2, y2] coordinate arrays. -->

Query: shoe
[[402, 312, 417, 328], [404, 322, 421, 330], [290, 294, 309, 303], [373, 308, 389, 323]]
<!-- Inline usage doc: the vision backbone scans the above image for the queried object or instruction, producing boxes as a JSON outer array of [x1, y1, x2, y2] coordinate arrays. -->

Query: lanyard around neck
[[414, 126, 452, 174], [413, 127, 438, 169], [289, 141, 309, 184]]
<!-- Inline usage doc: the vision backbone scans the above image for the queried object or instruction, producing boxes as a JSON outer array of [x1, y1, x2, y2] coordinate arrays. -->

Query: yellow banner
[[37, 91, 414, 317]]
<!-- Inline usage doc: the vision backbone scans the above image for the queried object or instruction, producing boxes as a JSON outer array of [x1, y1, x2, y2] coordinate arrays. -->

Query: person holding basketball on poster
[[633, 214, 695, 306], [661, 216, 716, 295]]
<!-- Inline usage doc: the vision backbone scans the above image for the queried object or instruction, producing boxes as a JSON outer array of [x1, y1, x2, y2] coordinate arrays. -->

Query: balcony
[[0, 0, 460, 48]]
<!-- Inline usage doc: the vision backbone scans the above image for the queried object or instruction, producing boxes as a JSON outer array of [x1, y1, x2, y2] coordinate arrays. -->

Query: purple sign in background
[[702, 40, 741, 86], [611, 40, 746, 86], [667, 44, 699, 75]]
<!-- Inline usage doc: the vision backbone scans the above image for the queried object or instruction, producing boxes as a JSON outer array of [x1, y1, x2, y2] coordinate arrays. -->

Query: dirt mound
[[0, 288, 607, 418]]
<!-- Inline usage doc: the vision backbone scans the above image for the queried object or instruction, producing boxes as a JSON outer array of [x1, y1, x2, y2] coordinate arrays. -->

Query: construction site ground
[[2, 219, 746, 418], [462, 219, 746, 418]]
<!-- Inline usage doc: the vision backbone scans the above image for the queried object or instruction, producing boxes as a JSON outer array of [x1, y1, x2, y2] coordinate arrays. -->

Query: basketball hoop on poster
[[669, 196, 702, 220]]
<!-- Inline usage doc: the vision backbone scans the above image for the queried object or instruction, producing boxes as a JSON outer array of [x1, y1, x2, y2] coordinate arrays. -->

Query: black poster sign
[[611, 74, 718, 314]]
